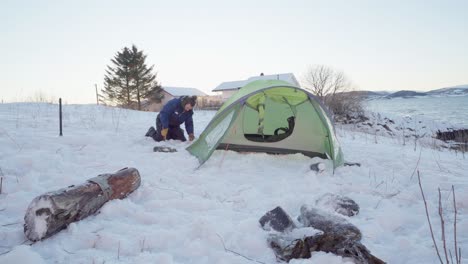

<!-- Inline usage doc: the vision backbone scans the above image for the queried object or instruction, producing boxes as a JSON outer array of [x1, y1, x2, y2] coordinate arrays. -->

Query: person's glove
[[189, 133, 195, 141], [161, 128, 168, 140]]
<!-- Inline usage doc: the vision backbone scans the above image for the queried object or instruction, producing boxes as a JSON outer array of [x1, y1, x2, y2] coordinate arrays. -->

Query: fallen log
[[24, 167, 141, 241], [269, 234, 385, 264], [261, 206, 386, 263]]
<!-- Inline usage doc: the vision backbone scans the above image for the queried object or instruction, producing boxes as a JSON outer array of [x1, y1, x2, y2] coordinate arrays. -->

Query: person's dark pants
[[151, 115, 187, 142]]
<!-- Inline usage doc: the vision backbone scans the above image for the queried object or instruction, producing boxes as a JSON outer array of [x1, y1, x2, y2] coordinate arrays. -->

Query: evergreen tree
[[130, 45, 158, 110], [102, 45, 163, 109], [102, 47, 134, 107]]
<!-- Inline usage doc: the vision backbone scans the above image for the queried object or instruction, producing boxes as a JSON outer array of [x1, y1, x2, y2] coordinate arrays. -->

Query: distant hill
[[378, 84, 468, 98], [427, 84, 468, 95], [370, 91, 391, 96], [340, 91, 386, 97], [385, 90, 428, 98], [338, 91, 391, 99], [336, 84, 467, 99]]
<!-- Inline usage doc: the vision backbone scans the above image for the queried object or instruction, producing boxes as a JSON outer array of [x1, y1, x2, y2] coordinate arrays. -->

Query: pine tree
[[102, 47, 134, 108], [102, 45, 163, 110], [130, 45, 157, 110]]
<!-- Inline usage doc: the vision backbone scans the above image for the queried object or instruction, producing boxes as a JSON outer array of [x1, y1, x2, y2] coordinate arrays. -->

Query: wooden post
[[59, 98, 63, 136], [95, 84, 99, 105], [24, 167, 141, 241]]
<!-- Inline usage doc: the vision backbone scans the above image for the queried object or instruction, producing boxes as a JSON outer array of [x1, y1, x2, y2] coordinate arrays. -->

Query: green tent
[[187, 80, 344, 168]]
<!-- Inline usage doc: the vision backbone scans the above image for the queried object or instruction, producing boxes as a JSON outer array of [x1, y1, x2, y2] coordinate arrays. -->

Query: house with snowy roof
[[162, 86, 208, 98], [143, 86, 209, 112], [213, 73, 300, 101]]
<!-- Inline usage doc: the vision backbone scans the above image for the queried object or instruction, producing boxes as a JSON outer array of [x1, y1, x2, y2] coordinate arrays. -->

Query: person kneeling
[[145, 96, 197, 142]]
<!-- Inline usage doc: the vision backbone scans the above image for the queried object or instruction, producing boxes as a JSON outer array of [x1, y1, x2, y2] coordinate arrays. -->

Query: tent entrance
[[242, 95, 296, 143], [243, 116, 295, 142]]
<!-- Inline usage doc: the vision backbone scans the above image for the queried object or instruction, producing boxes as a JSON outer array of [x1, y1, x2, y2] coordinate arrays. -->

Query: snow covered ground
[[0, 103, 467, 264]]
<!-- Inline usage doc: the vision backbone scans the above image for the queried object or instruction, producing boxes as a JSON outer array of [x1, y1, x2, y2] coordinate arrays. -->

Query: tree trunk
[[136, 80, 141, 111], [126, 87, 131, 108], [24, 167, 141, 241], [126, 74, 131, 108]]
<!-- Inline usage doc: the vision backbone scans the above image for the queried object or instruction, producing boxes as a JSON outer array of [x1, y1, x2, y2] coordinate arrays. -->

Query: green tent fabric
[[186, 80, 344, 168]]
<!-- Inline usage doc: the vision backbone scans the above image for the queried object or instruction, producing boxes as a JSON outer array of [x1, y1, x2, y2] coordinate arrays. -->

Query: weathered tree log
[[24, 167, 141, 241], [269, 234, 385, 264], [262, 206, 385, 263]]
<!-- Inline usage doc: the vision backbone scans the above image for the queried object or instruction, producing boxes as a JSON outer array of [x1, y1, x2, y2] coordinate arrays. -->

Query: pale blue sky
[[1, 0, 467, 103]]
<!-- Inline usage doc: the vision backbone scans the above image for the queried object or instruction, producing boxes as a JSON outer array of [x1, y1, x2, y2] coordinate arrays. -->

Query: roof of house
[[213, 73, 300, 92], [163, 87, 207, 97]]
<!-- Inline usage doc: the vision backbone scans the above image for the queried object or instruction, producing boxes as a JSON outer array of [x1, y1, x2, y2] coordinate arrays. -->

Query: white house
[[212, 73, 300, 101]]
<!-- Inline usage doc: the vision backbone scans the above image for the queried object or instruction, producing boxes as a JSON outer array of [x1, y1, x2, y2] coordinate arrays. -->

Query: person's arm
[[159, 99, 178, 129], [185, 113, 194, 135]]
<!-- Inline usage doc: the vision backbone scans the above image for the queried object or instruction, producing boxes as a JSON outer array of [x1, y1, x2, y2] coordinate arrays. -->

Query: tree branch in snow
[[459, 248, 462, 264], [1, 222, 21, 227], [140, 237, 146, 253], [432, 151, 451, 174], [62, 247, 75, 254], [112, 108, 122, 132], [0, 128, 22, 152], [92, 228, 105, 233], [154, 185, 184, 199], [77, 145, 86, 151], [0, 249, 12, 256], [0, 239, 34, 256], [374, 190, 401, 209], [417, 171, 443, 264], [410, 148, 422, 181], [216, 233, 266, 264], [117, 241, 121, 260], [452, 186, 461, 264], [438, 188, 450, 264]]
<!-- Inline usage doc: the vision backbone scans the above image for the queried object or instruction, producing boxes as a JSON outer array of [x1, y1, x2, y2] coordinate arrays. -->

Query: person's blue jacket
[[159, 98, 194, 134]]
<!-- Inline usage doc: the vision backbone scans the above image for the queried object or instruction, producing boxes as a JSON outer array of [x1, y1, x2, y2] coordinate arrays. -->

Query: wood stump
[[24, 167, 141, 241]]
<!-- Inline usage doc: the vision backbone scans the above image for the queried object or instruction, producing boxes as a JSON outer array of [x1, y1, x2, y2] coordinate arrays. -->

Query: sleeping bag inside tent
[[186, 80, 344, 168]]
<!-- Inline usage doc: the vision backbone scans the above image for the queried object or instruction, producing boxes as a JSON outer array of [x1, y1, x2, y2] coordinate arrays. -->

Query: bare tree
[[302, 65, 346, 98], [302, 65, 363, 118]]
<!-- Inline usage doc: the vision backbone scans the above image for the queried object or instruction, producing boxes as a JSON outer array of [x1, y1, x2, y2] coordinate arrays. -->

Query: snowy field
[[0, 103, 467, 264]]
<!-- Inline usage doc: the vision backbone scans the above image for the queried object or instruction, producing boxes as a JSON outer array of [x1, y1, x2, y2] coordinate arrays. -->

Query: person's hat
[[181, 96, 197, 107]]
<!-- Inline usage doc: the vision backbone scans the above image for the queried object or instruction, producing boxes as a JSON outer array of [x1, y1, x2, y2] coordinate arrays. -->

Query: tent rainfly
[[186, 80, 344, 168]]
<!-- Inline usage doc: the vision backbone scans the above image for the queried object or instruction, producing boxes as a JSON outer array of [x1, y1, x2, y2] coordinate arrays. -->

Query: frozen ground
[[0, 103, 467, 264]]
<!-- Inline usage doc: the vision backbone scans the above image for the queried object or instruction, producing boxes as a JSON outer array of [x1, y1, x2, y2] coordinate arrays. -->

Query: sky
[[1, 0, 467, 104]]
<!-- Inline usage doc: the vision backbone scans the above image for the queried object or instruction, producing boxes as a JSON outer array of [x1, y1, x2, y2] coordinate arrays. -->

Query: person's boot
[[145, 126, 156, 137]]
